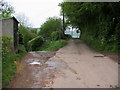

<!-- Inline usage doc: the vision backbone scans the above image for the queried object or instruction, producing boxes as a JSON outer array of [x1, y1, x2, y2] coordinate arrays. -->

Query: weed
[[38, 40, 67, 51]]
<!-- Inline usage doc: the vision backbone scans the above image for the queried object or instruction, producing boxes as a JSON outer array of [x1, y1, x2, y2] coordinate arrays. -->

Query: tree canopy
[[60, 2, 120, 52], [38, 17, 62, 38], [0, 0, 14, 18]]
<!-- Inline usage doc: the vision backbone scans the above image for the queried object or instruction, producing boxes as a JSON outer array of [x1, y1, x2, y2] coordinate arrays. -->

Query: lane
[[48, 39, 118, 88], [9, 39, 118, 88]]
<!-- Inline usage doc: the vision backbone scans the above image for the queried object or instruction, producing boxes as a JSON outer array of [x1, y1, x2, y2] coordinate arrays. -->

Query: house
[[0, 17, 19, 53]]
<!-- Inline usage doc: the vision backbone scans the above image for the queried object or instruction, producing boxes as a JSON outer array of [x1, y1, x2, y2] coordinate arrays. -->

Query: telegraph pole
[[63, 6, 65, 31], [60, 5, 65, 39]]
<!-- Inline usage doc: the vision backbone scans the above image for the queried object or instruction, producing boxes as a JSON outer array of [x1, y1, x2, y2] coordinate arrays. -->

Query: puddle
[[45, 61, 67, 69], [30, 61, 41, 65]]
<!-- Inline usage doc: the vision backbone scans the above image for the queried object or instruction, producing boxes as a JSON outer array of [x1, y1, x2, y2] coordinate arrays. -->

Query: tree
[[38, 17, 63, 38], [0, 0, 14, 18], [18, 25, 37, 51], [59, 2, 120, 52]]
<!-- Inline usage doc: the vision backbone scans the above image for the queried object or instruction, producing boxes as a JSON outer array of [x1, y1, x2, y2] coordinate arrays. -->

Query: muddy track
[[9, 51, 62, 88], [9, 39, 118, 88]]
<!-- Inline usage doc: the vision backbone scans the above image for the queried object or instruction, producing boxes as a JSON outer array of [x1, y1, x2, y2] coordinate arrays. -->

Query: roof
[[0, 17, 19, 23]]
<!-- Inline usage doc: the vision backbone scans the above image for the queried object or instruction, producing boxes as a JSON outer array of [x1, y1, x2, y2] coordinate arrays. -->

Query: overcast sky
[[5, 0, 63, 28]]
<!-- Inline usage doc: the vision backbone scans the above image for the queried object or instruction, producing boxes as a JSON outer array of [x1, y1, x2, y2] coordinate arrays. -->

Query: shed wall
[[0, 17, 19, 53], [0, 20, 2, 36], [2, 19, 14, 36]]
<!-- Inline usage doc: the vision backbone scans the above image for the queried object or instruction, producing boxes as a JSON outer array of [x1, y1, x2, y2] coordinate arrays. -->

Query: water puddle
[[30, 61, 41, 65]]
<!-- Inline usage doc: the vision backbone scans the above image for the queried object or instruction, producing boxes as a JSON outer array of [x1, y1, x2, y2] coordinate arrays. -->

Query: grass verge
[[81, 35, 118, 53], [2, 44, 26, 88], [37, 40, 67, 51], [2, 52, 25, 88]]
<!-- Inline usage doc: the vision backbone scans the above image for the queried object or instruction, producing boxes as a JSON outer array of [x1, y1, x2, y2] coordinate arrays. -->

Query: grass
[[37, 40, 67, 51], [2, 44, 26, 88], [1, 36, 27, 88], [81, 34, 118, 53], [2, 52, 25, 88]]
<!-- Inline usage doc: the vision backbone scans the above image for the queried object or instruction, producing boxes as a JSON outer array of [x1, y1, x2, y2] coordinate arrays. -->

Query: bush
[[38, 40, 67, 51], [2, 35, 13, 60], [38, 17, 62, 38], [50, 31, 60, 41], [2, 35, 26, 88], [115, 23, 120, 53], [18, 25, 37, 51], [18, 33, 24, 44], [18, 44, 27, 53], [64, 34, 72, 39], [28, 36, 43, 51]]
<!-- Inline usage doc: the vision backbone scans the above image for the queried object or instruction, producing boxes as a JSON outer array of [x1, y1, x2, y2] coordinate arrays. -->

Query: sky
[[5, 0, 63, 28]]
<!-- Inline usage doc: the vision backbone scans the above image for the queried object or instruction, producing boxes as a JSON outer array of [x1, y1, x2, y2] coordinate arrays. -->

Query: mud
[[8, 51, 67, 88]]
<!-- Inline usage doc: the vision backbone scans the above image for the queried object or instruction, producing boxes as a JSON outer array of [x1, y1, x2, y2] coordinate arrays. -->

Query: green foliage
[[50, 31, 60, 41], [0, 0, 14, 18], [18, 44, 27, 53], [18, 25, 37, 51], [38, 40, 67, 51], [2, 35, 26, 88], [18, 33, 24, 44], [2, 35, 13, 60], [60, 2, 120, 53], [28, 36, 43, 51], [2, 53, 23, 88], [38, 17, 63, 38], [115, 23, 120, 53], [30, 28, 38, 34], [36, 17, 68, 52], [64, 34, 72, 39]]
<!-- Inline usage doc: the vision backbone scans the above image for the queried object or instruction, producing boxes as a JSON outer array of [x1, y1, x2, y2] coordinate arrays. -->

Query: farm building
[[0, 17, 19, 53]]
